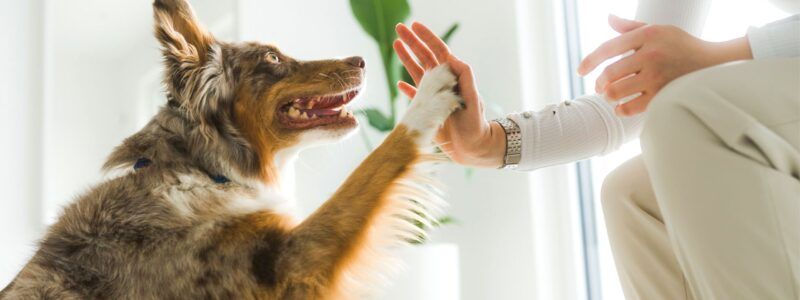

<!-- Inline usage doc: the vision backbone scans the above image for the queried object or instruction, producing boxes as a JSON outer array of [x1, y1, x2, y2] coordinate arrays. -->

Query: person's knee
[[641, 61, 754, 154], [644, 60, 774, 140], [601, 159, 642, 218], [601, 171, 630, 224], [641, 70, 707, 153]]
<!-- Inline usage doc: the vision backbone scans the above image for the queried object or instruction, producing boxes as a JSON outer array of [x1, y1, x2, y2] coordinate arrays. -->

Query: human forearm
[[507, 95, 645, 171]]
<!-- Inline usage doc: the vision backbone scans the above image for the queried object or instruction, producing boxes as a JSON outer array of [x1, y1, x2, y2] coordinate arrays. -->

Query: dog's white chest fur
[[157, 173, 293, 218]]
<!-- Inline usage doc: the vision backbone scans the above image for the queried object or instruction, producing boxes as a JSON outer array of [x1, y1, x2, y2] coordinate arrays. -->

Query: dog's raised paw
[[400, 64, 464, 144]]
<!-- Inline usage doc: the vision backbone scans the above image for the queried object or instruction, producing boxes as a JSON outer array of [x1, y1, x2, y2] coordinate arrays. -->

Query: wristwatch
[[494, 118, 522, 169]]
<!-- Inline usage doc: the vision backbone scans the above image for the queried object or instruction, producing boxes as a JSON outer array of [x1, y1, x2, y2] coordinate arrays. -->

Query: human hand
[[394, 22, 505, 168], [578, 15, 752, 116]]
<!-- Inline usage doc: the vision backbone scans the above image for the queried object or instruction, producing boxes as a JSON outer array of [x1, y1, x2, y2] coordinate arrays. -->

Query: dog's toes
[[398, 64, 465, 145]]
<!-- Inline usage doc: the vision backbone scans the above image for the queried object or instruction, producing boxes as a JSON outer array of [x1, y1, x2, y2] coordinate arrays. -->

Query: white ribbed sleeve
[[748, 14, 800, 59], [636, 0, 712, 35], [508, 95, 645, 171], [510, 0, 710, 171]]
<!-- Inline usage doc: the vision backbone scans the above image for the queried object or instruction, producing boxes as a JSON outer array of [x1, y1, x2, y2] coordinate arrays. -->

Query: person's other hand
[[394, 22, 505, 168], [578, 15, 752, 116]]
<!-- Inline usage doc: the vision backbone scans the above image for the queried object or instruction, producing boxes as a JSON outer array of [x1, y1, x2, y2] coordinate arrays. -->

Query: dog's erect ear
[[153, 0, 215, 63]]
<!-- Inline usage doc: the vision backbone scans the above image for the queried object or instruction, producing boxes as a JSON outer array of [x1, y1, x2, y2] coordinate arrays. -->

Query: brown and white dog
[[0, 0, 462, 299]]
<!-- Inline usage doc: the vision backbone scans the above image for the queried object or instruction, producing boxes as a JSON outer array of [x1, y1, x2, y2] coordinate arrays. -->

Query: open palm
[[394, 22, 503, 168]]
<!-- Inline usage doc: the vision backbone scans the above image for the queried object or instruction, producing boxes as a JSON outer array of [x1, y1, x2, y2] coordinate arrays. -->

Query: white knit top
[[509, 0, 800, 171]]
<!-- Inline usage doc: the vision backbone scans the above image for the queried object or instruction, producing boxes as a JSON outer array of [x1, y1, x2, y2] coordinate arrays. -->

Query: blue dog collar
[[134, 158, 230, 184]]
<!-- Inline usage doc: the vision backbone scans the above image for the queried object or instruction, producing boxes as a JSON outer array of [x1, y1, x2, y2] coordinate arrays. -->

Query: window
[[566, 0, 790, 299]]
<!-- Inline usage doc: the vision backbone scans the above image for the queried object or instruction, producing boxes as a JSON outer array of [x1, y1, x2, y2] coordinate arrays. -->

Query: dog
[[0, 0, 463, 299]]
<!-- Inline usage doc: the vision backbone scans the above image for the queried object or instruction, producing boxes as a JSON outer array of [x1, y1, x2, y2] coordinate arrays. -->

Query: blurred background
[[0, 0, 788, 299]]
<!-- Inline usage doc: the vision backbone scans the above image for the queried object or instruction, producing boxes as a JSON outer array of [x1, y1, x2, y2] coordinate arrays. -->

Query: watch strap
[[494, 118, 522, 169]]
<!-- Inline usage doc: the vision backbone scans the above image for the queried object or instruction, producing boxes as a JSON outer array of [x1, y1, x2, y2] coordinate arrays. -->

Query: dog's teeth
[[346, 111, 354, 117], [300, 112, 309, 119], [288, 107, 300, 118], [310, 113, 318, 119], [339, 109, 347, 118], [307, 100, 315, 109]]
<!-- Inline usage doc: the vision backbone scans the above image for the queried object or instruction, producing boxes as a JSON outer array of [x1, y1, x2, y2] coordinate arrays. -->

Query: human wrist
[[469, 121, 506, 168], [708, 36, 753, 65]]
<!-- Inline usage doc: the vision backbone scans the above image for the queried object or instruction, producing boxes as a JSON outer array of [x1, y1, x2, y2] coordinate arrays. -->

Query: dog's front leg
[[277, 65, 463, 299]]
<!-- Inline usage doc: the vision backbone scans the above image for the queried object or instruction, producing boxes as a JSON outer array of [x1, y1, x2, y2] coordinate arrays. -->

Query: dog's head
[[152, 0, 363, 175]]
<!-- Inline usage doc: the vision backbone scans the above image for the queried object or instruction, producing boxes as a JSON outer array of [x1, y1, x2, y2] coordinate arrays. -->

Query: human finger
[[396, 23, 439, 69], [578, 28, 645, 75], [398, 81, 417, 99], [410, 22, 451, 63], [608, 15, 646, 33], [393, 39, 425, 84], [615, 93, 653, 116], [605, 73, 646, 101], [595, 53, 642, 93]]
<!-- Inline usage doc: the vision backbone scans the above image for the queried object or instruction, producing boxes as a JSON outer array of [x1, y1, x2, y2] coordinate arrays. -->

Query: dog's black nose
[[345, 56, 366, 69]]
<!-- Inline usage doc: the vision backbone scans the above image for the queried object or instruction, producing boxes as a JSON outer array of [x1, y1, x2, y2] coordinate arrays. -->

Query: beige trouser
[[601, 58, 800, 300]]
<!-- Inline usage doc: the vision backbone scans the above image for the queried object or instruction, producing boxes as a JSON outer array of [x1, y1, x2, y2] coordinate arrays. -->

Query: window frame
[[561, 0, 604, 299]]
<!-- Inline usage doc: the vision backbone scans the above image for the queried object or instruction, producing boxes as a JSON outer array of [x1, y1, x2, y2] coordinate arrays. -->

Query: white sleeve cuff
[[747, 14, 800, 59]]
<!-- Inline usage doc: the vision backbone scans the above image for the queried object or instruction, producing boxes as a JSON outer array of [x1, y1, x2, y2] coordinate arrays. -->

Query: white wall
[[42, 0, 237, 223], [0, 0, 45, 286]]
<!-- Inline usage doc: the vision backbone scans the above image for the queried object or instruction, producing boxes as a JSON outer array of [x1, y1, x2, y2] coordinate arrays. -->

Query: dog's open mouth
[[278, 87, 361, 129]]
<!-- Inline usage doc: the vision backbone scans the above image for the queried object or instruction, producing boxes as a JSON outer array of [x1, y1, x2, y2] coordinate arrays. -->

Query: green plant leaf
[[358, 108, 394, 132], [350, 0, 410, 123], [436, 216, 457, 226], [464, 167, 474, 179], [400, 65, 414, 91], [349, 0, 409, 47], [441, 22, 460, 43]]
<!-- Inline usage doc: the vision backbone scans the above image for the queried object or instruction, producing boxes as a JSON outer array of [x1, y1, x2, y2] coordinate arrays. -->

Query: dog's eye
[[265, 52, 281, 64]]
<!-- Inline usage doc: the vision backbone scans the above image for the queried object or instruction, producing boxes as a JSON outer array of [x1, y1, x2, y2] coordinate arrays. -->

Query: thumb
[[398, 81, 417, 99], [446, 56, 478, 102], [608, 14, 646, 33], [446, 55, 483, 118]]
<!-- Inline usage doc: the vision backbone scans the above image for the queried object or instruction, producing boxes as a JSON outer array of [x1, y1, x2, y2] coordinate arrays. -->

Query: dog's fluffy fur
[[0, 1, 463, 299]]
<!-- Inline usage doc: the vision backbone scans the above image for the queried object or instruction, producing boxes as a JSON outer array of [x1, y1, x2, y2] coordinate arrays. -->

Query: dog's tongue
[[305, 108, 341, 116]]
